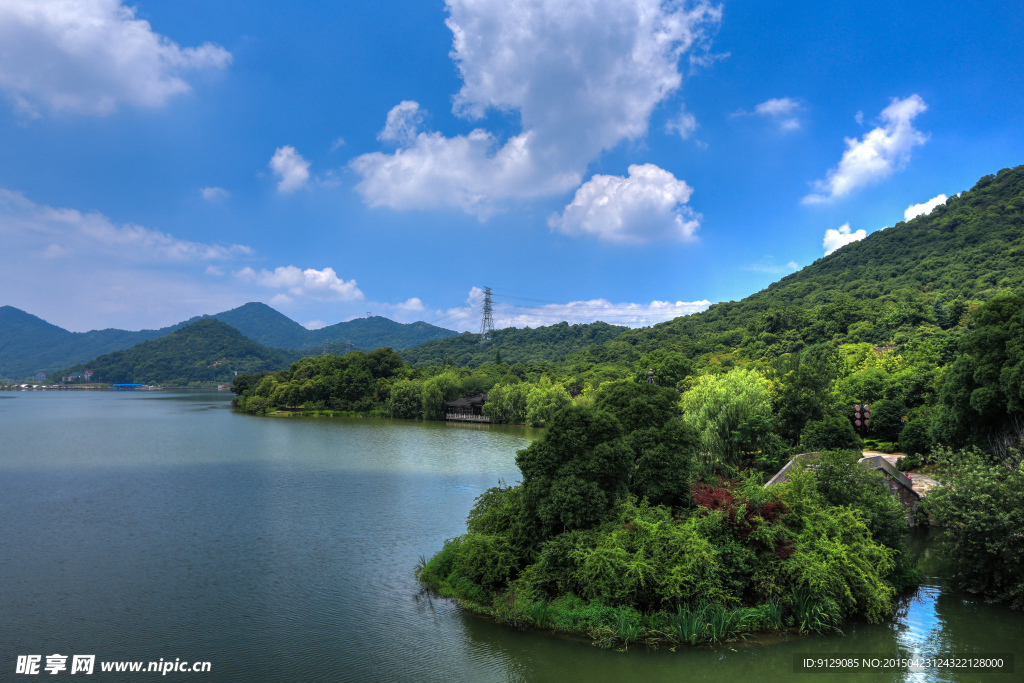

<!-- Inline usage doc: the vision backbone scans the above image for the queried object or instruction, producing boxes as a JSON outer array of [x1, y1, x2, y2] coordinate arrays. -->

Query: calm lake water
[[1, 390, 1021, 682]]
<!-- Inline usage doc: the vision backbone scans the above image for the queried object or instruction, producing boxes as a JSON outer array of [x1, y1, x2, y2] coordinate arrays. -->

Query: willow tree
[[681, 367, 772, 468]]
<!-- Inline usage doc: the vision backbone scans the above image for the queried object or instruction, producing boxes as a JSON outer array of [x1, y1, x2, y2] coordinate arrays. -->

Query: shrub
[[897, 453, 921, 471], [924, 449, 1024, 609], [899, 419, 932, 458], [783, 505, 896, 624], [800, 415, 862, 451]]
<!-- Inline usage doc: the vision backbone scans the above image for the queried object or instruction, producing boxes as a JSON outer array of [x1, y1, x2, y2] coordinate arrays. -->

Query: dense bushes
[[417, 383, 914, 647], [924, 449, 1024, 609]]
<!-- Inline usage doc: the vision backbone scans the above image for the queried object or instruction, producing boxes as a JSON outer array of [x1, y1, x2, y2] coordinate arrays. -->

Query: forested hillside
[[192, 303, 458, 351], [0, 301, 457, 380], [230, 165, 1024, 625], [0, 306, 180, 379], [583, 164, 1024, 368], [60, 319, 298, 386], [399, 321, 626, 368]]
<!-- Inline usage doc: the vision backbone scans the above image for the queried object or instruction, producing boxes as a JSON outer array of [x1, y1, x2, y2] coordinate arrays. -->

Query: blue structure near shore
[[109, 384, 146, 390]]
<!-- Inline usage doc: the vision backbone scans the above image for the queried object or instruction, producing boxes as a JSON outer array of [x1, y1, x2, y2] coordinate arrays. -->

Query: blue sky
[[1, 0, 1022, 333]]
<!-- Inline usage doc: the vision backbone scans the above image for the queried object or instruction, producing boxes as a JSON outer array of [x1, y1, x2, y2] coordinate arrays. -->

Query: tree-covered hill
[[189, 302, 311, 349], [568, 164, 1024, 368], [190, 304, 458, 351], [307, 315, 459, 352], [0, 301, 457, 380], [0, 306, 181, 380], [399, 321, 627, 368], [392, 165, 1024, 376], [59, 318, 299, 386]]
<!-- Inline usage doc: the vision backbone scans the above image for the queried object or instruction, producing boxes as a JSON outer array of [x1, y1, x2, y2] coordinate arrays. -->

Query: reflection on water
[[1, 391, 1021, 682]]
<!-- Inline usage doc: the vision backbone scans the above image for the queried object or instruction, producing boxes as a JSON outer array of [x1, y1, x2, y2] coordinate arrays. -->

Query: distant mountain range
[[60, 318, 300, 386], [0, 302, 457, 380]]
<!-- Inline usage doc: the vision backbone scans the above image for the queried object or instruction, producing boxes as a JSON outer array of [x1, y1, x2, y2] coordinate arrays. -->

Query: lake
[[1, 390, 1021, 681]]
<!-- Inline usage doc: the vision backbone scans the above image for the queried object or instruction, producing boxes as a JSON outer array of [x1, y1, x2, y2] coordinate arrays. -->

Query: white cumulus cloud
[[549, 164, 698, 245], [236, 265, 364, 302], [823, 223, 866, 255], [269, 146, 311, 193], [904, 193, 947, 221], [352, 0, 722, 217], [804, 95, 928, 204], [393, 297, 425, 312], [0, 0, 231, 116]]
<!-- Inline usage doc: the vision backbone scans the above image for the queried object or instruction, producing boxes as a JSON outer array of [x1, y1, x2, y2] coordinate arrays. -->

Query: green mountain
[[570, 164, 1024, 368], [310, 316, 467, 354], [0, 307, 181, 380], [193, 302, 310, 349], [0, 301, 457, 380], [60, 318, 298, 386], [399, 320, 627, 368], [194, 304, 459, 351]]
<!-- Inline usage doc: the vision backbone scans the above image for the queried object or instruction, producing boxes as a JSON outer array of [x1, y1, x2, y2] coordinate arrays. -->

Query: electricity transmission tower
[[480, 286, 494, 343]]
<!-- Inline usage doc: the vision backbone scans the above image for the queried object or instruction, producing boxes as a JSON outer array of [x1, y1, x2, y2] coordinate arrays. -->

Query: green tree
[[525, 377, 572, 427], [421, 369, 464, 420], [387, 379, 423, 419], [681, 367, 772, 468], [800, 415, 862, 451], [773, 344, 843, 443], [516, 405, 630, 537], [925, 448, 1024, 608]]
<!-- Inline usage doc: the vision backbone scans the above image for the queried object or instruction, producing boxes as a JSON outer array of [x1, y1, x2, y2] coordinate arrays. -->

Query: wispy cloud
[[0, 190, 253, 331], [200, 186, 230, 202], [743, 257, 800, 275], [0, 189, 250, 262], [429, 287, 711, 332], [734, 97, 802, 132], [666, 105, 699, 140]]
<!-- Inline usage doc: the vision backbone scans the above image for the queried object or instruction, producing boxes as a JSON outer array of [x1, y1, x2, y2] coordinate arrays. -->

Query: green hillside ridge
[[59, 318, 299, 386], [0, 301, 457, 380], [307, 315, 459, 353], [399, 321, 627, 368], [191, 302, 311, 349], [392, 165, 1024, 376], [560, 164, 1024, 371], [0, 306, 182, 380]]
